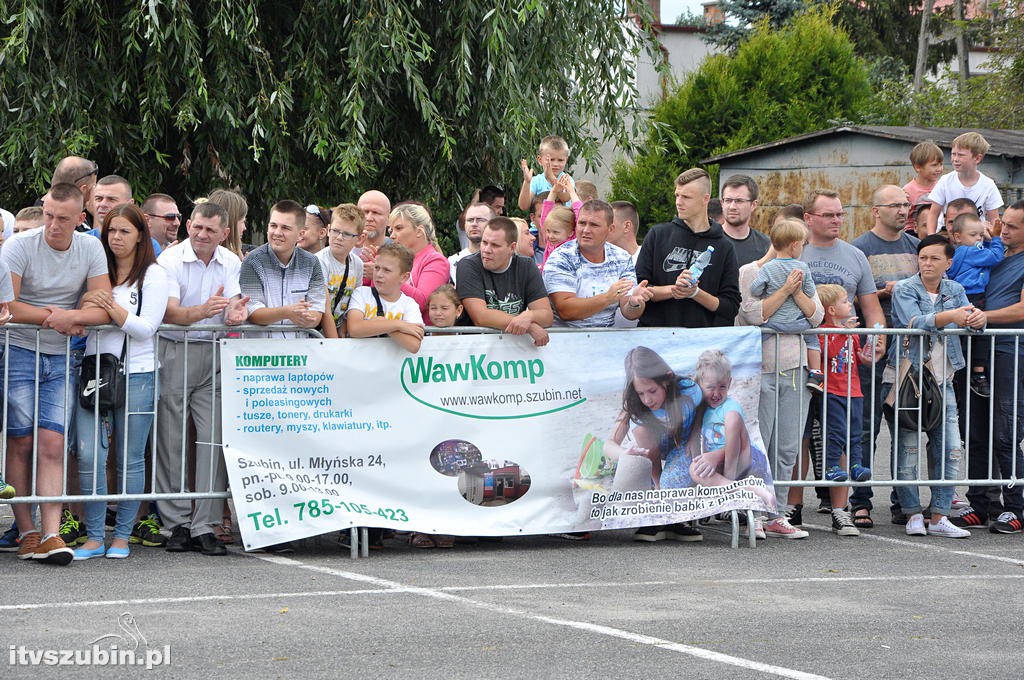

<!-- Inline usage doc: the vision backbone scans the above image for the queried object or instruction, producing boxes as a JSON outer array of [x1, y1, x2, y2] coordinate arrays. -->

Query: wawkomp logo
[[400, 351, 585, 419]]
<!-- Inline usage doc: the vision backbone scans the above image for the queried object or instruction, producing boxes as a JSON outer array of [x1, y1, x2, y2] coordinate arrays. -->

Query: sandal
[[213, 523, 234, 544], [409, 533, 436, 548], [852, 507, 874, 529]]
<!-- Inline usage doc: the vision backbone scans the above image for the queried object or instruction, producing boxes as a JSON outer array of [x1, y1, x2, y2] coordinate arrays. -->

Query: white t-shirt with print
[[347, 286, 423, 325]]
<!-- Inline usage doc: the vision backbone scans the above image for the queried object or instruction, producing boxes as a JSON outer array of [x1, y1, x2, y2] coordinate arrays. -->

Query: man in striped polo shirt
[[240, 200, 326, 338]]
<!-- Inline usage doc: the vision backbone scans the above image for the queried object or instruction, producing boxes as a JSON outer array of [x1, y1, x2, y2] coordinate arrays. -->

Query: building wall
[[581, 26, 717, 199]]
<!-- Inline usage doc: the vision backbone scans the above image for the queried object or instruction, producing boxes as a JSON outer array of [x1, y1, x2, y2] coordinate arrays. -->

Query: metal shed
[[702, 126, 1024, 240]]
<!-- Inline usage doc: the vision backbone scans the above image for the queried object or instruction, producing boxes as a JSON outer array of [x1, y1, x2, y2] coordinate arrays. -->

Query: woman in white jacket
[[74, 204, 169, 560]]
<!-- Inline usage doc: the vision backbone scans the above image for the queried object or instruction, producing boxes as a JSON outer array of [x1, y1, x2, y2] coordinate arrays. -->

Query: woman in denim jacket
[[887, 235, 987, 539]]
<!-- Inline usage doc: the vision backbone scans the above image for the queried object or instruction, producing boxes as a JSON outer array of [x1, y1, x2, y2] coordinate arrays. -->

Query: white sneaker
[[928, 515, 971, 538], [905, 513, 927, 536], [763, 517, 809, 539], [753, 517, 766, 540], [951, 493, 969, 510]]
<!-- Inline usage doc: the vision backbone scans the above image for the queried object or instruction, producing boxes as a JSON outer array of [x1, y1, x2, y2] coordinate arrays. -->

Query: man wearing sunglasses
[[849, 185, 920, 526], [142, 193, 182, 248]]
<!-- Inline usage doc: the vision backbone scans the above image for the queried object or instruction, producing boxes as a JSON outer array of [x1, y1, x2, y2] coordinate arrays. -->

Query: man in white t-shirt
[[448, 202, 494, 283], [156, 201, 248, 556], [1, 183, 111, 565]]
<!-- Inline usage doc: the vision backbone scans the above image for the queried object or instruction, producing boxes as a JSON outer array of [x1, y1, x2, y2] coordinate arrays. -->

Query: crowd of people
[[0, 129, 1021, 564]]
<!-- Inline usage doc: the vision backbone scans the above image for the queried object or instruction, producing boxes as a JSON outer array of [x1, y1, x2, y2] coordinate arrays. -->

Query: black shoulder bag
[[79, 281, 144, 412]]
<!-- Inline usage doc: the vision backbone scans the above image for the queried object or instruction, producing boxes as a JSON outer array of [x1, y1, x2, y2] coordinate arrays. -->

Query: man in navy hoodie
[[635, 168, 740, 328]]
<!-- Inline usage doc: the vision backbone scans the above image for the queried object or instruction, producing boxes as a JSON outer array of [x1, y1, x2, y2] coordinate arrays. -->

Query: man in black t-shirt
[[455, 217, 552, 346]]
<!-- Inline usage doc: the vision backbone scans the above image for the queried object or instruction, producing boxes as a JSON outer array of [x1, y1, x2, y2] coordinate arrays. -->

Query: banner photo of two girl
[[572, 328, 775, 532]]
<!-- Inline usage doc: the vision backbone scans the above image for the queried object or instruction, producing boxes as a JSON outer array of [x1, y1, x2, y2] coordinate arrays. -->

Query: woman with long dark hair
[[73, 204, 170, 560]]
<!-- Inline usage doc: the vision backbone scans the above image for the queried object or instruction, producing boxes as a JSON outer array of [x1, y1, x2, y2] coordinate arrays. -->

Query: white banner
[[220, 328, 774, 549]]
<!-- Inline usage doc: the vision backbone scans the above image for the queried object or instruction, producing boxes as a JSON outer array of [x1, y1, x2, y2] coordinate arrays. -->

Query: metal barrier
[[1, 324, 322, 505], [772, 327, 1022, 491], [2, 324, 1020, 552]]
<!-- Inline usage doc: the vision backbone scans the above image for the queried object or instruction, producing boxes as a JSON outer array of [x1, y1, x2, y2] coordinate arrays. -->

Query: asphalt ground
[[2, 483, 1023, 680]]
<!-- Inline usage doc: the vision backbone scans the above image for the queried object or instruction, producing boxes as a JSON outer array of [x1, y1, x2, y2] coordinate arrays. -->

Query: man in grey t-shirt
[[797, 188, 887, 532], [1, 183, 110, 564]]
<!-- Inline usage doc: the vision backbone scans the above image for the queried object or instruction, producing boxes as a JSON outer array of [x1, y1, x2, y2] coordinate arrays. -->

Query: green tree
[[862, 2, 1024, 129], [706, 1, 953, 74], [704, 0, 807, 52], [0, 1, 659, 248], [612, 5, 871, 227]]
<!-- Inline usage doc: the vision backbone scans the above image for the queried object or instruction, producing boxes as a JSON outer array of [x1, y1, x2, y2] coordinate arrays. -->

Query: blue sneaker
[[0, 521, 19, 552], [824, 466, 849, 482], [850, 464, 872, 482]]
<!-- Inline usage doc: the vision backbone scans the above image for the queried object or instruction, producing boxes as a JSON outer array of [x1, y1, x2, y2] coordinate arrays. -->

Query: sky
[[661, 0, 708, 23]]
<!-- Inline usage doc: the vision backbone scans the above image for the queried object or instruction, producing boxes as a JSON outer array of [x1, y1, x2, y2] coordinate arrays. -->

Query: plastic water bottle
[[688, 246, 715, 283]]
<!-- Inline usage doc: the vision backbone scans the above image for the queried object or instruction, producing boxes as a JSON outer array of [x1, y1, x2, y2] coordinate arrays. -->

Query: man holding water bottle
[[635, 168, 740, 329]]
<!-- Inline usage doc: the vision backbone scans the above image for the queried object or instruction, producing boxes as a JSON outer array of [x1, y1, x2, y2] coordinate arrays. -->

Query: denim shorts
[[4, 344, 76, 437]]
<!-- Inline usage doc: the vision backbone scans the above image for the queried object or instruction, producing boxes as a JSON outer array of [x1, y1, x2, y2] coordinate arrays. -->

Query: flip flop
[[852, 507, 874, 529]]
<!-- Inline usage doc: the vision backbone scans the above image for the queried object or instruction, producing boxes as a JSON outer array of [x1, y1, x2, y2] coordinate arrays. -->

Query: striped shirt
[[240, 244, 326, 338]]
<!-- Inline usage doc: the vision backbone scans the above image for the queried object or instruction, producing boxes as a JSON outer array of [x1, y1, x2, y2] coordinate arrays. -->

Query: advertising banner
[[220, 328, 775, 549]]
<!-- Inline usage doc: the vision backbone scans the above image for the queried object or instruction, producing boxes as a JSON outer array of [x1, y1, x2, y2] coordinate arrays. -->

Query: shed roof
[[701, 126, 1024, 164]]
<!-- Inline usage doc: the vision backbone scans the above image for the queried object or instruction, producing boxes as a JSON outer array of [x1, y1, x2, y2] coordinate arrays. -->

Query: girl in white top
[[74, 204, 170, 560]]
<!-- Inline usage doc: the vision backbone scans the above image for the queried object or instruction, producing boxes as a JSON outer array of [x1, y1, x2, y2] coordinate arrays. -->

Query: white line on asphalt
[[6, 573, 1024, 612], [802, 522, 1024, 566], [253, 555, 834, 680]]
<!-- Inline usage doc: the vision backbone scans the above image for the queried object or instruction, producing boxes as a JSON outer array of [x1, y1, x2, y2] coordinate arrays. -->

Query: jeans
[[850, 359, 886, 510], [5, 345, 75, 437], [966, 352, 1024, 519], [893, 380, 963, 516], [76, 371, 156, 542], [824, 394, 864, 471]]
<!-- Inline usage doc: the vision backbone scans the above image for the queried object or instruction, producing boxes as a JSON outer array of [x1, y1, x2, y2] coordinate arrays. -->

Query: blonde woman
[[387, 203, 449, 316], [206, 189, 249, 258]]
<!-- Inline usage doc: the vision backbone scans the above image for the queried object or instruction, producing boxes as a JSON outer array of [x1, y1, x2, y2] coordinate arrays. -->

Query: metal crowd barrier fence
[[1, 324, 1020, 552], [0, 324, 322, 505], [775, 327, 1022, 493]]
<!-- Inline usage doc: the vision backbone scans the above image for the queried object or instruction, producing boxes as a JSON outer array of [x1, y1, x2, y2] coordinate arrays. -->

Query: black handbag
[[78, 280, 143, 412], [884, 336, 944, 432], [78, 352, 126, 412]]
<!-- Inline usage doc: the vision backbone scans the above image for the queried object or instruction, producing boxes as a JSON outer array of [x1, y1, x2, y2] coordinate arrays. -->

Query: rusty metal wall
[[715, 132, 1018, 240]]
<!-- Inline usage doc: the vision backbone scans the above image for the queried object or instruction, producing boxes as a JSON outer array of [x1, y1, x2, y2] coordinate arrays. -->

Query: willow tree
[[0, 1, 658, 240]]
